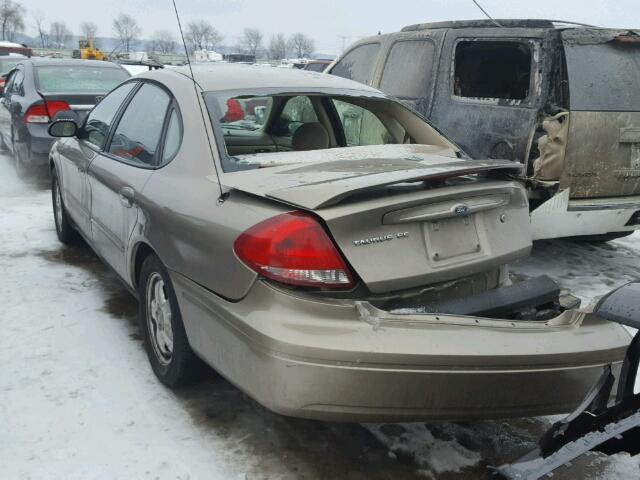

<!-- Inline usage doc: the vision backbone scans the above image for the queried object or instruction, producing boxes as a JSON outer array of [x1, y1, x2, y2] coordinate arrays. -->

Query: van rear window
[[454, 41, 531, 100]]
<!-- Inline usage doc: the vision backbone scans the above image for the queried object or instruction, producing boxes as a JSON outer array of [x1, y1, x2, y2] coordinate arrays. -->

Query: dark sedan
[[0, 58, 130, 177]]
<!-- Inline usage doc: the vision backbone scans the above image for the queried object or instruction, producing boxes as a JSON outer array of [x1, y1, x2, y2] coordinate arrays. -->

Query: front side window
[[35, 66, 129, 93], [454, 41, 532, 100], [330, 43, 381, 85], [80, 82, 136, 149], [380, 40, 435, 98], [332, 99, 394, 146], [270, 96, 318, 138], [108, 83, 171, 166]]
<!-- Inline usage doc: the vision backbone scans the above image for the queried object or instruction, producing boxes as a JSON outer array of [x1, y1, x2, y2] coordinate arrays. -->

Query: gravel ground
[[1, 152, 639, 479]]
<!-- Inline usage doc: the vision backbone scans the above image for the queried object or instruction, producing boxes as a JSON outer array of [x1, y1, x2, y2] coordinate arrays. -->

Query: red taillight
[[24, 101, 70, 124], [234, 211, 354, 289]]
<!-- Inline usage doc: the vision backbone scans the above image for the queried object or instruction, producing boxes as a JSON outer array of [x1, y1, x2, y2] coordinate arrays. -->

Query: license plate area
[[424, 215, 481, 262]]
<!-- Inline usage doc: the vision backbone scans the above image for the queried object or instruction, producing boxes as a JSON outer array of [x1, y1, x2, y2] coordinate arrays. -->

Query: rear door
[[560, 29, 640, 198], [429, 29, 544, 163], [88, 81, 173, 280]]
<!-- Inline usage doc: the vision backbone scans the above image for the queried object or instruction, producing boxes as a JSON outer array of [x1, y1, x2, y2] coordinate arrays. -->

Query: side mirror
[[49, 110, 81, 138]]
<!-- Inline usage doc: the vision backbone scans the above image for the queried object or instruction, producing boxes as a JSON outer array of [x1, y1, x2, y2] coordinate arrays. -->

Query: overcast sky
[[25, 0, 637, 54]]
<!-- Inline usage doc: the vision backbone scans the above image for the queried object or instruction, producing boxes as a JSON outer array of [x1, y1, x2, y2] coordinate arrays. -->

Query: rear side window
[[454, 41, 532, 100], [331, 43, 380, 85], [380, 40, 435, 98], [35, 66, 129, 93], [108, 83, 171, 166], [81, 82, 136, 149], [162, 109, 182, 163], [9, 69, 24, 94]]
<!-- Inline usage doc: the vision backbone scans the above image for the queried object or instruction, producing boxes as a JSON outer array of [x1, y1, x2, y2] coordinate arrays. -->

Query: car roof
[[23, 58, 126, 69], [141, 63, 384, 95]]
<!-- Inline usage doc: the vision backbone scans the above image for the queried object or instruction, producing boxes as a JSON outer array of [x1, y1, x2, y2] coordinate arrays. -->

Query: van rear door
[[560, 29, 640, 198]]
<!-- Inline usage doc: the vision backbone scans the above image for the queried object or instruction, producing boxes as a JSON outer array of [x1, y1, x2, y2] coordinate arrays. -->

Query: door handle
[[119, 187, 135, 208]]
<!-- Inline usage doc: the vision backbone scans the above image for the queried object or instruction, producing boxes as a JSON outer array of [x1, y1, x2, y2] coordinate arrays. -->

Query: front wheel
[[139, 254, 204, 388], [52, 171, 80, 244]]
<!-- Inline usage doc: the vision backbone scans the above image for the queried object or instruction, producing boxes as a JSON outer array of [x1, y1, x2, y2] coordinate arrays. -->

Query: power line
[[471, 0, 502, 27]]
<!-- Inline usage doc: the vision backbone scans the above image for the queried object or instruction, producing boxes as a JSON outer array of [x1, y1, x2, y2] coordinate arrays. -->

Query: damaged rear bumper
[[171, 272, 630, 422], [530, 189, 640, 240]]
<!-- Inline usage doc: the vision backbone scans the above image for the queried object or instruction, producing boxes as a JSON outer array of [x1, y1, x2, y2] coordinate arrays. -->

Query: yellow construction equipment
[[72, 40, 106, 61]]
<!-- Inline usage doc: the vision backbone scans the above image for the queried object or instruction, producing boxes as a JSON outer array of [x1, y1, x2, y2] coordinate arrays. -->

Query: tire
[[138, 253, 204, 388], [51, 170, 80, 245], [13, 137, 32, 179]]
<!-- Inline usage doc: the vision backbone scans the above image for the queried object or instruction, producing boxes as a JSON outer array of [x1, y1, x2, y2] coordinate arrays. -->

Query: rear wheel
[[139, 254, 204, 388], [13, 135, 33, 179], [51, 170, 80, 245]]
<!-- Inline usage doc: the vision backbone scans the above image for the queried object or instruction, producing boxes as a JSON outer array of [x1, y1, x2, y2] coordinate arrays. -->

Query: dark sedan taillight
[[234, 211, 355, 289], [24, 101, 70, 124]]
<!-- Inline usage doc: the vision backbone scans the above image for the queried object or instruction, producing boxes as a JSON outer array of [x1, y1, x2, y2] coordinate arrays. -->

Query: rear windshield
[[564, 42, 640, 111], [203, 90, 457, 172], [35, 66, 129, 93]]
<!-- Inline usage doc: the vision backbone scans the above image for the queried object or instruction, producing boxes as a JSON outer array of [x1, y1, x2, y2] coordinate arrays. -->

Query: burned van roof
[[401, 19, 600, 32]]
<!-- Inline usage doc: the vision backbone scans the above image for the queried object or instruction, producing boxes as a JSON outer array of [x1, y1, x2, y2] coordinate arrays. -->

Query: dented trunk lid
[[224, 145, 531, 293], [561, 29, 640, 198]]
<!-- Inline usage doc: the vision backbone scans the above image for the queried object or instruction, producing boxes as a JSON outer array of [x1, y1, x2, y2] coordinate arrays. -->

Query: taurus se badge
[[353, 232, 409, 247]]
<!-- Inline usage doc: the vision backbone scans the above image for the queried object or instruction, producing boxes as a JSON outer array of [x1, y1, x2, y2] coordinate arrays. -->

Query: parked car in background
[[302, 59, 332, 72], [47, 64, 629, 422], [0, 40, 33, 57], [0, 58, 130, 177], [329, 19, 640, 241]]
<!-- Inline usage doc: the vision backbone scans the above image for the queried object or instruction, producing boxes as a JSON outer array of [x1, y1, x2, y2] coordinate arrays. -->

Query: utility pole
[[337, 35, 349, 53]]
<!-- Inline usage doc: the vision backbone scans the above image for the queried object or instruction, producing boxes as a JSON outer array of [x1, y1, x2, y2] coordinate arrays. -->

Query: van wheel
[[139, 254, 204, 388], [51, 170, 80, 245]]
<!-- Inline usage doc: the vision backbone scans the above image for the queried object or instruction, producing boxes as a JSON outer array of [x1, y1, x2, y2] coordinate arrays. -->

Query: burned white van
[[329, 19, 640, 240]]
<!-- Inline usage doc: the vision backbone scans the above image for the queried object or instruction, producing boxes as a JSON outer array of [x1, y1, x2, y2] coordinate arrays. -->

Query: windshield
[[204, 91, 458, 172], [563, 40, 640, 111], [35, 66, 130, 93]]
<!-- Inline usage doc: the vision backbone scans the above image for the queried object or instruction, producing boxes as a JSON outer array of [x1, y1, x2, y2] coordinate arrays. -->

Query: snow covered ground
[[1, 152, 639, 479]]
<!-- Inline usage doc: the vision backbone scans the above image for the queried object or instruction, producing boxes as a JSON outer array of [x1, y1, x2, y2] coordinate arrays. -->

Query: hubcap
[[146, 272, 174, 366], [54, 181, 64, 230]]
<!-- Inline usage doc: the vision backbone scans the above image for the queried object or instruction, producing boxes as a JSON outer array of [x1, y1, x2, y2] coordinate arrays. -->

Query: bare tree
[[185, 20, 221, 52], [288, 33, 315, 58], [32, 12, 48, 48], [268, 33, 287, 60], [148, 30, 177, 55], [242, 28, 263, 58], [79, 21, 98, 42], [49, 21, 72, 48], [0, 0, 25, 41], [113, 14, 141, 52]]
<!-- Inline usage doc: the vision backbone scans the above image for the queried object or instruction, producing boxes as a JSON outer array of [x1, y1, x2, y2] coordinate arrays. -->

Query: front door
[[88, 82, 172, 280]]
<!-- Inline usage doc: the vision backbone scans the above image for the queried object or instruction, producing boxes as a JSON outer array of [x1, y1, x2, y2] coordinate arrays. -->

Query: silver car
[[48, 64, 630, 421]]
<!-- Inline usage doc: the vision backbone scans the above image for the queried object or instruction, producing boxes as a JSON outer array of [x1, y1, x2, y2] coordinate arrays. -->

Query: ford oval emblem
[[454, 204, 469, 216]]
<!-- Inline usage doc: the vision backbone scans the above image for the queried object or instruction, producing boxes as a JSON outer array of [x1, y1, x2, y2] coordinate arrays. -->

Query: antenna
[[172, 0, 226, 201], [471, 0, 502, 27]]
